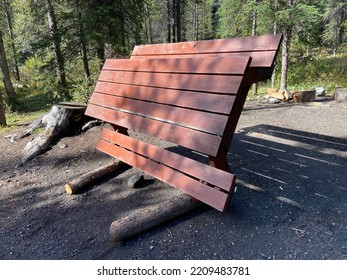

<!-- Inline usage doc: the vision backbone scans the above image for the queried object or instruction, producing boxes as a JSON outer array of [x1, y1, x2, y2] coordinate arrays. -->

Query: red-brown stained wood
[[85, 104, 222, 156], [100, 128, 235, 192], [98, 70, 244, 94], [96, 138, 230, 212], [85, 36, 283, 213], [94, 82, 237, 114], [103, 56, 251, 75], [132, 34, 282, 67], [89, 92, 229, 135], [131, 51, 276, 68]]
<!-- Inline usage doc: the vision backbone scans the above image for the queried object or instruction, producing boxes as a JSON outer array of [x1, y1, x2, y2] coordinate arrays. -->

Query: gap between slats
[[100, 128, 235, 192], [102, 56, 251, 75], [85, 104, 222, 156], [89, 92, 229, 136], [94, 82, 238, 114], [98, 71, 244, 95], [96, 138, 230, 212]]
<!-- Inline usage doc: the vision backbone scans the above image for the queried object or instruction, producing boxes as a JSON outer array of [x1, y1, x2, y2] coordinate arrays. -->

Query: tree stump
[[20, 102, 90, 165], [292, 90, 316, 102], [334, 88, 347, 102]]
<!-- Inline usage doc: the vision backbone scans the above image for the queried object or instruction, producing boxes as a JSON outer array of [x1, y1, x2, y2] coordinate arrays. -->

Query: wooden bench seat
[[85, 34, 282, 212]]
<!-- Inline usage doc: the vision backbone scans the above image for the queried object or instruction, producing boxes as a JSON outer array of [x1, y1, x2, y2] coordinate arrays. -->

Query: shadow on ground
[[0, 106, 346, 260]]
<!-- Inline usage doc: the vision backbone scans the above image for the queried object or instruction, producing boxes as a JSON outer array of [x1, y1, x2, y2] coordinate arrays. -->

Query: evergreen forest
[[0, 0, 346, 127]]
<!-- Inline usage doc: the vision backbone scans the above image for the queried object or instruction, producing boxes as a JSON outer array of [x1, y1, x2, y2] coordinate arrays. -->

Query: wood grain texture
[[132, 34, 282, 68], [88, 92, 229, 135], [109, 193, 201, 242], [85, 104, 222, 156], [96, 138, 230, 212], [103, 56, 251, 74], [94, 82, 237, 114], [98, 70, 244, 94], [100, 128, 235, 192]]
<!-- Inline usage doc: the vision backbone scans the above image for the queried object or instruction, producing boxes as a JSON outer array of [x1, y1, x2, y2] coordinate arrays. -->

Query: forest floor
[[0, 99, 346, 260]]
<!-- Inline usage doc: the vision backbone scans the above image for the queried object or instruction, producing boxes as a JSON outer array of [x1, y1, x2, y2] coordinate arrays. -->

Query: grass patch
[[0, 110, 48, 134], [246, 51, 347, 100]]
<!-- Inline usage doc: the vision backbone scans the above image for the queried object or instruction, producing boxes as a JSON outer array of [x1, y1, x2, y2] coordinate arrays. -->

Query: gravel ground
[[0, 99, 346, 260]]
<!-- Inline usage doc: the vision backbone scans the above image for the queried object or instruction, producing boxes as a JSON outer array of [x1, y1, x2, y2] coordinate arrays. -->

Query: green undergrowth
[[247, 50, 347, 100], [0, 110, 48, 134]]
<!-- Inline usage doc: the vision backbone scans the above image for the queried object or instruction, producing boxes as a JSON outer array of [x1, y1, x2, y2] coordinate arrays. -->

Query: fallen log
[[65, 160, 130, 194], [20, 102, 91, 165], [109, 193, 202, 242]]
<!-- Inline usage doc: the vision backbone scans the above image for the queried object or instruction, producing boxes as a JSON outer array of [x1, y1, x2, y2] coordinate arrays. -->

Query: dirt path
[[1, 100, 346, 260]]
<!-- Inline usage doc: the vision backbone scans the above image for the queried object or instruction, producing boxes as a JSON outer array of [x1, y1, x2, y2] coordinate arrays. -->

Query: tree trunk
[[252, 0, 258, 95], [166, 0, 171, 43], [173, 0, 176, 42], [145, 1, 153, 44], [96, 45, 105, 69], [194, 0, 199, 40], [280, 0, 293, 91], [271, 24, 277, 88], [280, 27, 291, 90], [271, 0, 279, 88], [175, 0, 181, 42], [0, 31, 16, 100], [76, 0, 90, 81], [3, 0, 20, 81], [118, 1, 128, 56], [45, 0, 68, 89], [0, 91, 6, 126]]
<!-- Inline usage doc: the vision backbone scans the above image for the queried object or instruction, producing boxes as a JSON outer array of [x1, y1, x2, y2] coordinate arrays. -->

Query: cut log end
[[65, 183, 73, 195], [64, 160, 129, 194]]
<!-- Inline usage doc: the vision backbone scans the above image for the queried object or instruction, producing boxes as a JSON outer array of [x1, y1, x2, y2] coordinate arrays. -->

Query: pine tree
[[0, 30, 16, 100]]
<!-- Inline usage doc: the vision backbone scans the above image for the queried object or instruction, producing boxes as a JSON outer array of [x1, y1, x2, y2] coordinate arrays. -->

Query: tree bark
[[75, 0, 90, 81], [65, 160, 130, 194], [145, 1, 153, 44], [0, 90, 6, 126], [271, 15, 278, 88], [0, 31, 16, 100], [166, 0, 171, 43], [3, 0, 20, 81], [20, 103, 88, 165], [252, 0, 258, 95], [173, 0, 176, 42], [194, 0, 199, 40], [280, 0, 293, 91], [280, 26, 291, 90], [175, 0, 181, 42], [109, 193, 202, 242], [45, 0, 68, 89]]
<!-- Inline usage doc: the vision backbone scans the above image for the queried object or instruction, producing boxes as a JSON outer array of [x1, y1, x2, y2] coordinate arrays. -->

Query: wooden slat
[[103, 56, 251, 75], [131, 51, 276, 68], [100, 128, 235, 192], [132, 34, 282, 67], [94, 82, 236, 114], [89, 92, 229, 135], [96, 138, 230, 212], [85, 104, 222, 156], [98, 70, 244, 94]]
